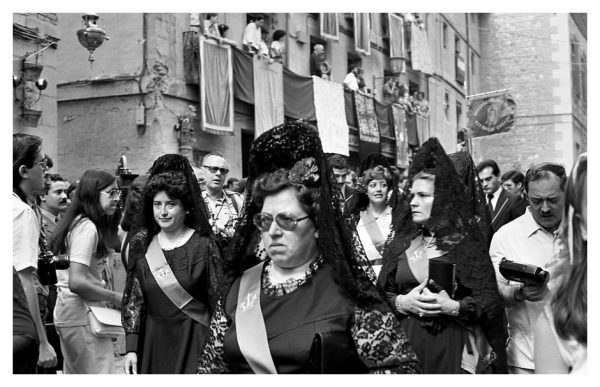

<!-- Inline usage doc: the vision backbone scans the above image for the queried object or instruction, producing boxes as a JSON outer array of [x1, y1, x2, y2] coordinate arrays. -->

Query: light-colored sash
[[145, 236, 210, 327], [360, 210, 386, 254], [235, 261, 277, 374]]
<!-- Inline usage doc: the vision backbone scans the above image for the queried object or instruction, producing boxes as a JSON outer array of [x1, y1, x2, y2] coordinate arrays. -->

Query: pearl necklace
[[158, 229, 189, 251]]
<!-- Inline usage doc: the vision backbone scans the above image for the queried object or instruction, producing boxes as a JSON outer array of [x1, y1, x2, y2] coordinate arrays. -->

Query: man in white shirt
[[489, 162, 567, 374], [343, 66, 362, 91], [242, 14, 264, 54], [13, 133, 57, 371]]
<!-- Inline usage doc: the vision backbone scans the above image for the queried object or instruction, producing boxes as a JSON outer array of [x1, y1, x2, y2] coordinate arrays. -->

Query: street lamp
[[77, 13, 109, 62]]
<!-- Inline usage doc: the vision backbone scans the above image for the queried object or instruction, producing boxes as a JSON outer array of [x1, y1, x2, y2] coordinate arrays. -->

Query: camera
[[499, 258, 549, 286], [38, 249, 70, 286]]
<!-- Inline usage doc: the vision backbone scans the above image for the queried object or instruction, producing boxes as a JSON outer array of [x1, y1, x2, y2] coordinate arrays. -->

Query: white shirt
[[343, 72, 359, 91], [242, 22, 260, 50], [54, 217, 109, 327], [356, 206, 392, 277], [489, 208, 563, 370], [488, 185, 502, 210], [13, 193, 39, 272]]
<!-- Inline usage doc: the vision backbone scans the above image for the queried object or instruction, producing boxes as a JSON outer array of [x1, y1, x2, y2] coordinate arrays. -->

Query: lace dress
[[197, 259, 420, 374], [122, 231, 216, 373]]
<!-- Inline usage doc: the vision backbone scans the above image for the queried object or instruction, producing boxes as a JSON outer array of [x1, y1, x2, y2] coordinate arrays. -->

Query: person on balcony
[[343, 66, 362, 91], [269, 30, 286, 64], [242, 14, 264, 54]]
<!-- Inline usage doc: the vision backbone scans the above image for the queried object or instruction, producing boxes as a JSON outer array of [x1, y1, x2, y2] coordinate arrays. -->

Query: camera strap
[[145, 236, 210, 327]]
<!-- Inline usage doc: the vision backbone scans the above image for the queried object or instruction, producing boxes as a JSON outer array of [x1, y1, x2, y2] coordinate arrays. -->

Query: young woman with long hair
[[49, 168, 123, 374]]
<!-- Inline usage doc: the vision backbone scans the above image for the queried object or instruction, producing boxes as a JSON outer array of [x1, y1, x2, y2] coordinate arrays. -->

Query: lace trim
[[262, 256, 324, 296]]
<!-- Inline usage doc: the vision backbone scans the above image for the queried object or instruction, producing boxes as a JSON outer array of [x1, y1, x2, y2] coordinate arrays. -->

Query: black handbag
[[307, 331, 368, 374]]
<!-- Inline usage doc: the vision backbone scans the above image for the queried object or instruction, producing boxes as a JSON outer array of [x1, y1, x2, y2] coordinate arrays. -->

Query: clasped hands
[[396, 279, 459, 317]]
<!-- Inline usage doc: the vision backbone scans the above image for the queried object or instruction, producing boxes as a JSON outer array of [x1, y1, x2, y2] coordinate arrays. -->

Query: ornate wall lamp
[[77, 13, 109, 63], [13, 44, 53, 127]]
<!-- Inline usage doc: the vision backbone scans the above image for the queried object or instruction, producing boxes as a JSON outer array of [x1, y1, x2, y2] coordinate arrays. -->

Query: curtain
[[354, 13, 371, 55], [253, 56, 284, 138], [374, 100, 392, 137], [313, 76, 349, 156], [200, 39, 233, 134], [320, 13, 339, 40]]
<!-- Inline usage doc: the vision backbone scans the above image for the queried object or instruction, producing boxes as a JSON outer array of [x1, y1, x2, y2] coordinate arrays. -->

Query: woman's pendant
[[409, 246, 426, 263]]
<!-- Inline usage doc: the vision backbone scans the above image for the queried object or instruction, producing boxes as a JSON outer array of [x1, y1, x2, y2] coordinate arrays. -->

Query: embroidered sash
[[145, 236, 210, 327], [235, 261, 277, 374], [359, 210, 386, 254]]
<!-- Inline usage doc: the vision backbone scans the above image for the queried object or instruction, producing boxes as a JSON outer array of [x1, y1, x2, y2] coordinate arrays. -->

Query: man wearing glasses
[[200, 152, 243, 244]]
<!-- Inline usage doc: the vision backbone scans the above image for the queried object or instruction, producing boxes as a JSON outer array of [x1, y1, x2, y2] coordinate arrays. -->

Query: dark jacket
[[490, 189, 527, 233]]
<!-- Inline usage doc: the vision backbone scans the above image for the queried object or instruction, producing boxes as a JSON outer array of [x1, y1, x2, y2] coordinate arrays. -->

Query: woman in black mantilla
[[379, 138, 508, 374], [197, 121, 420, 374], [121, 154, 226, 373]]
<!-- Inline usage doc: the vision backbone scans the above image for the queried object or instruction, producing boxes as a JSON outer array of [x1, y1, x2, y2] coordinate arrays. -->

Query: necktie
[[487, 193, 494, 214]]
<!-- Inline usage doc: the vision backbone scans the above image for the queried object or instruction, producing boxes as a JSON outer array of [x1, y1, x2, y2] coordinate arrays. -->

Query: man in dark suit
[[476, 159, 527, 233], [328, 154, 356, 217]]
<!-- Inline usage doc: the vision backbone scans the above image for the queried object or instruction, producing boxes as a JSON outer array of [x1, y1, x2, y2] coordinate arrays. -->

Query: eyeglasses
[[202, 165, 230, 175], [34, 158, 48, 170], [100, 189, 122, 200], [253, 212, 310, 232]]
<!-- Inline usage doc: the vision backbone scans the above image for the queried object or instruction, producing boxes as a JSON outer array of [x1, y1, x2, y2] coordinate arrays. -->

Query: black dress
[[122, 231, 213, 373]]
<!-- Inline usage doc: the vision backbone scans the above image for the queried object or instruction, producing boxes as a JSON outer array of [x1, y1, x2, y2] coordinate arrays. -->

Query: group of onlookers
[[13, 123, 586, 374]]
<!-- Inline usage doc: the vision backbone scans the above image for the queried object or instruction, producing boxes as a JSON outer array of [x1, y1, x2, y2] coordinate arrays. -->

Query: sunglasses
[[253, 212, 310, 232], [100, 189, 122, 200], [202, 165, 230, 175]]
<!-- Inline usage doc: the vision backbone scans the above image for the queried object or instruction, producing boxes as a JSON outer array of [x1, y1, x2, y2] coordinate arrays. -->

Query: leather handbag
[[87, 306, 125, 338]]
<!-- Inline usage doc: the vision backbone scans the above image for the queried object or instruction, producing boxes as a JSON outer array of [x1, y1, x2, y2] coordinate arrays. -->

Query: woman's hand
[[422, 286, 460, 316], [125, 352, 138, 374], [111, 291, 123, 309], [397, 279, 441, 317]]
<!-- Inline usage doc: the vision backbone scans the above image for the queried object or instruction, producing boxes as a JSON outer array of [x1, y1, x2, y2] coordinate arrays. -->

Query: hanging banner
[[199, 38, 234, 135], [467, 89, 516, 137], [253, 56, 284, 138], [283, 68, 316, 120], [392, 104, 409, 167], [355, 92, 381, 157], [312, 76, 349, 156]]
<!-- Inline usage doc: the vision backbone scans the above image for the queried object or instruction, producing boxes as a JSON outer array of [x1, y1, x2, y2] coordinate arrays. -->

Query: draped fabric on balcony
[[416, 115, 430, 146], [253, 57, 284, 138], [344, 90, 358, 128], [232, 47, 254, 104], [200, 39, 233, 135], [392, 104, 409, 167], [410, 23, 433, 75], [405, 109, 418, 146], [312, 76, 349, 156], [374, 100, 392, 137], [283, 68, 316, 120], [354, 92, 380, 156]]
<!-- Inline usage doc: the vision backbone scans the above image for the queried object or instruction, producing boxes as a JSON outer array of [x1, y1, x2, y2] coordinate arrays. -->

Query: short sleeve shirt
[[13, 193, 39, 272]]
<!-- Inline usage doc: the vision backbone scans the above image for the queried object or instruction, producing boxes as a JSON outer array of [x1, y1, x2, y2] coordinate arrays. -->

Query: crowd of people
[[13, 120, 587, 374]]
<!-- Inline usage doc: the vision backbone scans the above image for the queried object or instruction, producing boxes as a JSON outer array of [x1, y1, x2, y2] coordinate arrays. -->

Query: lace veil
[[226, 120, 387, 309]]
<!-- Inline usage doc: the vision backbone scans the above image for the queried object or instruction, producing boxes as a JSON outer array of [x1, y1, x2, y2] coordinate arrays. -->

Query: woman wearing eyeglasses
[[121, 155, 226, 374], [49, 169, 123, 373], [197, 121, 420, 374]]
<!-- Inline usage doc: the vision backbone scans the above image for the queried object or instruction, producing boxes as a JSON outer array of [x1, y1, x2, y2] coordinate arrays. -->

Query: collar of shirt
[[522, 207, 559, 239], [202, 189, 226, 204], [39, 207, 60, 224]]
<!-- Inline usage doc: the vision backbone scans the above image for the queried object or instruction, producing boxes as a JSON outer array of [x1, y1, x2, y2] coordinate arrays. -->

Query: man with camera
[[489, 162, 567, 374], [13, 134, 57, 372]]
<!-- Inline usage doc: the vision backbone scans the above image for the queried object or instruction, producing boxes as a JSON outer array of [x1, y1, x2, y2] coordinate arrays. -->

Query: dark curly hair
[[120, 174, 149, 232], [253, 168, 320, 227], [139, 171, 196, 236]]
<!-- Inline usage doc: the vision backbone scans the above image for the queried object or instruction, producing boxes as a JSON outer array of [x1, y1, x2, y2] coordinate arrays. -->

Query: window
[[388, 13, 405, 59], [444, 90, 450, 121], [455, 36, 465, 85], [354, 13, 371, 55], [456, 101, 463, 131], [442, 22, 448, 49], [320, 13, 339, 40]]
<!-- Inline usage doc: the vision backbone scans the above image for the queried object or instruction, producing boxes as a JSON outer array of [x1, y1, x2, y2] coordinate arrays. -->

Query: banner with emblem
[[467, 89, 516, 138]]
